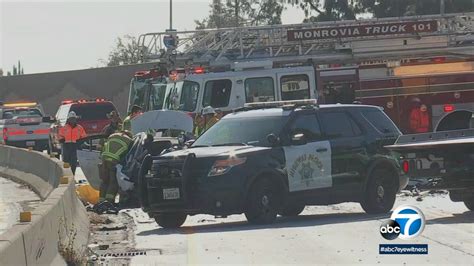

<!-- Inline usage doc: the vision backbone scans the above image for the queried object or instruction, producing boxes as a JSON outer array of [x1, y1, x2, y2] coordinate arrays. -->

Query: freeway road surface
[[78, 165, 472, 265], [0, 176, 40, 235], [118, 194, 473, 265]]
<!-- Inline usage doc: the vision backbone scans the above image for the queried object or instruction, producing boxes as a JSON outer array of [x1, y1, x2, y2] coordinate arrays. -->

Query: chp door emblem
[[284, 142, 332, 192], [291, 154, 324, 186]]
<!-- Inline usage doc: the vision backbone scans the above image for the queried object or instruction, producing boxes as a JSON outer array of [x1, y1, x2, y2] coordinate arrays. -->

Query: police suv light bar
[[244, 99, 318, 109]]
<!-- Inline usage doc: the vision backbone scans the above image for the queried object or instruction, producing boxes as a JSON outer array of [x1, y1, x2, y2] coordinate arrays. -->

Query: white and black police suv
[[138, 100, 409, 228]]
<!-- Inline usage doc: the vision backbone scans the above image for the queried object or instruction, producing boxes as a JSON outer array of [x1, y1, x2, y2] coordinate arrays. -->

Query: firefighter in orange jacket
[[409, 104, 430, 133], [58, 111, 87, 175]]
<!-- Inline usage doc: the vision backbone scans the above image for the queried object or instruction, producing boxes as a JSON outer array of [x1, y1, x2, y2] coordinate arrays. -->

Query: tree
[[103, 35, 141, 67], [8, 60, 24, 76], [292, 0, 473, 22], [360, 0, 473, 18], [195, 0, 284, 29], [291, 0, 363, 22]]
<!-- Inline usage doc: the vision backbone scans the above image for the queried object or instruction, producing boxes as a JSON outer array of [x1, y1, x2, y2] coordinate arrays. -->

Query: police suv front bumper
[[142, 155, 245, 216]]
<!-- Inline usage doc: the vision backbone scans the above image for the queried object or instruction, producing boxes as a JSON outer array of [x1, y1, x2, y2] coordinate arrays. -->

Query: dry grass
[[57, 217, 86, 266]]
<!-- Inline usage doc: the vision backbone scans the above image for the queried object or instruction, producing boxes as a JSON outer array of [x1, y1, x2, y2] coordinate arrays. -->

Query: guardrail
[[0, 145, 90, 265]]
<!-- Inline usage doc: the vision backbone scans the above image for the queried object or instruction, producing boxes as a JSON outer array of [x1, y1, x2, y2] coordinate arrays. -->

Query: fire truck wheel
[[245, 177, 280, 224], [463, 197, 474, 211], [154, 213, 187, 229], [279, 203, 305, 217], [360, 168, 397, 214]]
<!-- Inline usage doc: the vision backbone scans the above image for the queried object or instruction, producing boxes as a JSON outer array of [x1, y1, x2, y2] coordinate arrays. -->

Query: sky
[[0, 0, 307, 74]]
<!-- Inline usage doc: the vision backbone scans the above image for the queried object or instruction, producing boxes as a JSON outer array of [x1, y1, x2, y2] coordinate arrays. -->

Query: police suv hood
[[161, 145, 271, 158]]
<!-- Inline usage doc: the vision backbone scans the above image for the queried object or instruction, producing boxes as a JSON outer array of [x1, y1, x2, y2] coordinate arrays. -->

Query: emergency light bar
[[244, 99, 318, 109], [2, 102, 38, 107], [61, 98, 108, 105]]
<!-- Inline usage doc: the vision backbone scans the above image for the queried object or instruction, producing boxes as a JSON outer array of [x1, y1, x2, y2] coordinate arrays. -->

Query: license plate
[[26, 141, 35, 147], [26, 130, 34, 134], [163, 188, 180, 200]]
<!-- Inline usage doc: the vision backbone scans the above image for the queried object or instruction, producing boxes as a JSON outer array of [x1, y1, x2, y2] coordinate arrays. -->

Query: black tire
[[464, 197, 474, 211], [244, 178, 281, 224], [279, 203, 305, 217], [154, 213, 187, 229], [360, 168, 398, 214]]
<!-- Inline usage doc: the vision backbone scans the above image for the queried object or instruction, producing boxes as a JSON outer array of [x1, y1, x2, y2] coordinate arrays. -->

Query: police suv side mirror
[[185, 139, 195, 147], [266, 133, 280, 146], [291, 133, 307, 146], [177, 134, 185, 146]]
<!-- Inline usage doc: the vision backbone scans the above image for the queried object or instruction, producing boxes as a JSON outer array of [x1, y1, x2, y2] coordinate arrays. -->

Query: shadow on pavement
[[137, 211, 390, 236], [427, 211, 474, 225]]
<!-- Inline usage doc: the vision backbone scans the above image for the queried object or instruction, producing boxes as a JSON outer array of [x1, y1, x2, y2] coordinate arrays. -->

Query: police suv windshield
[[192, 116, 288, 147]]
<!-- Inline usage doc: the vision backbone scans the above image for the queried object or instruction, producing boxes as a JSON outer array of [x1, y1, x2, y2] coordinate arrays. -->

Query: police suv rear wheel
[[279, 203, 305, 217], [245, 178, 280, 224], [360, 168, 397, 214], [154, 213, 187, 229]]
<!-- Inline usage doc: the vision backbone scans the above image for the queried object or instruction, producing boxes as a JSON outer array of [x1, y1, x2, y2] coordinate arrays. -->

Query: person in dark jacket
[[103, 111, 122, 137]]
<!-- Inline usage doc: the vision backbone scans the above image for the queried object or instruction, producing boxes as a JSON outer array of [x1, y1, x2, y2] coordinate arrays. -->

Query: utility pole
[[440, 0, 445, 15], [169, 0, 173, 30]]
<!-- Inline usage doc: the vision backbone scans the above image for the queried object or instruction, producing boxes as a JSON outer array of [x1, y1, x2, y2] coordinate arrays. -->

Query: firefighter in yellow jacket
[[96, 130, 133, 213], [194, 106, 220, 136]]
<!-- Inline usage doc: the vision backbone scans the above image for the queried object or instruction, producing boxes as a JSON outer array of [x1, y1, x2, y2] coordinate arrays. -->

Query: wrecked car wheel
[[154, 213, 187, 229], [360, 168, 397, 214], [245, 178, 280, 224], [464, 197, 474, 211], [279, 203, 305, 217]]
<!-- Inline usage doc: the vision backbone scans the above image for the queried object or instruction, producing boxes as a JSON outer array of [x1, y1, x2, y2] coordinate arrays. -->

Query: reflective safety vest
[[123, 113, 141, 132], [59, 124, 87, 143], [194, 115, 219, 136], [123, 115, 133, 132], [102, 133, 132, 163]]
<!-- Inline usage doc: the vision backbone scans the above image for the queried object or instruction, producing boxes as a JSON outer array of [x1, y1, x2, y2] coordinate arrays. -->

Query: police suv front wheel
[[245, 178, 280, 224], [360, 168, 397, 214], [154, 213, 187, 229], [279, 203, 305, 217]]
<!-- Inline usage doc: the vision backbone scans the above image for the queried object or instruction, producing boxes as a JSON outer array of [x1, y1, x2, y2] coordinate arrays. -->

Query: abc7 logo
[[380, 205, 425, 240]]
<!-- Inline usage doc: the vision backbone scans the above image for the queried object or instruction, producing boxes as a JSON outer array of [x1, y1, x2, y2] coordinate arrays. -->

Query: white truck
[[0, 102, 53, 151]]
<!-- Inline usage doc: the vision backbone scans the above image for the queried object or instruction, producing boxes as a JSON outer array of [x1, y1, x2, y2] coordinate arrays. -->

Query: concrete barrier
[[0, 145, 89, 265]]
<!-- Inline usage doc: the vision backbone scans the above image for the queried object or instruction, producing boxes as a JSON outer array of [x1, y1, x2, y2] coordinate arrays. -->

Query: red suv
[[49, 99, 118, 154]]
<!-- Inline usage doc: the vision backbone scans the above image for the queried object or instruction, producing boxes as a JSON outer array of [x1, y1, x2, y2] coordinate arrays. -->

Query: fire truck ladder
[[138, 12, 474, 68]]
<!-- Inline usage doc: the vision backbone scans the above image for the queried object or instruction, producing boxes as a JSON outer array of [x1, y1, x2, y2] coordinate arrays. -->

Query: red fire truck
[[129, 12, 474, 133], [317, 59, 474, 133]]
